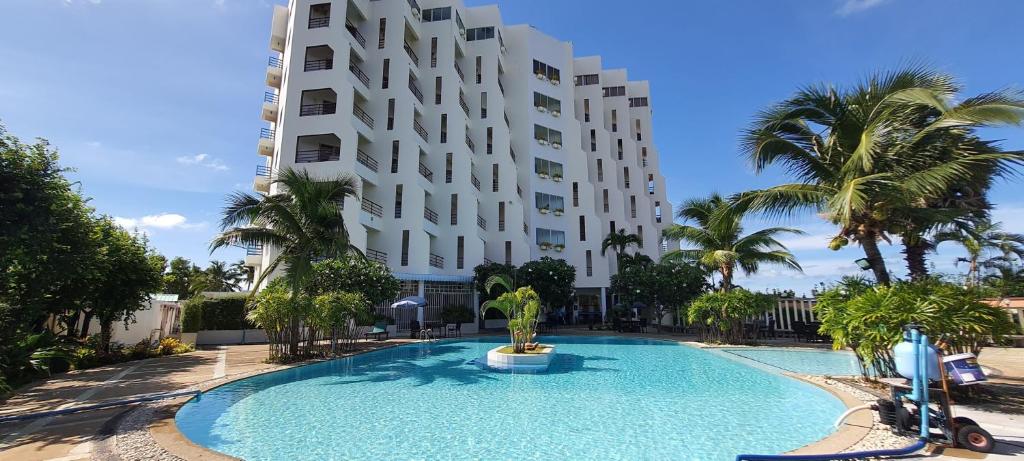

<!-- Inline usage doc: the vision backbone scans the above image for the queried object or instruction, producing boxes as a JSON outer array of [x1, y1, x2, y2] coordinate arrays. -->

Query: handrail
[[304, 59, 333, 72], [408, 79, 424, 103], [0, 389, 201, 424], [429, 253, 444, 268], [259, 128, 275, 140], [454, 62, 465, 81], [309, 16, 330, 29], [477, 215, 487, 230], [256, 165, 271, 177], [367, 248, 387, 264], [353, 105, 374, 128], [404, 41, 419, 66], [413, 119, 429, 141], [268, 56, 283, 68], [361, 198, 383, 217], [424, 206, 439, 224], [418, 162, 434, 182], [296, 147, 340, 163], [349, 61, 370, 86], [264, 92, 279, 104], [356, 149, 379, 172], [300, 102, 337, 116], [345, 21, 366, 48], [465, 134, 475, 152]]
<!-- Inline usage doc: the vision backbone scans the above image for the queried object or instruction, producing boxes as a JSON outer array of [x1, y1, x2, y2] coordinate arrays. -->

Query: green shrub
[[181, 295, 253, 332], [686, 289, 776, 344], [441, 304, 474, 324]]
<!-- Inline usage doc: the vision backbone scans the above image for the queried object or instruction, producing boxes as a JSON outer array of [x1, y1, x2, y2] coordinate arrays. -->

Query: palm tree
[[734, 66, 1024, 285], [934, 220, 1024, 286], [601, 229, 643, 268], [211, 167, 361, 355], [662, 194, 802, 292], [231, 259, 255, 291], [479, 274, 541, 353], [204, 260, 244, 292]]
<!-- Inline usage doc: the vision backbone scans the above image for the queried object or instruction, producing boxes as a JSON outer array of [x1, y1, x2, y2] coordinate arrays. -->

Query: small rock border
[[803, 376, 918, 453]]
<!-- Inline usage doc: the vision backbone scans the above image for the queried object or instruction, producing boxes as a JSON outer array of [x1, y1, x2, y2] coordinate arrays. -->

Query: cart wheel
[[956, 424, 994, 453], [953, 416, 978, 428]]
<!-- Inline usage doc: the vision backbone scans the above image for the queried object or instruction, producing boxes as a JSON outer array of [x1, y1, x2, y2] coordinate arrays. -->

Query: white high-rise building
[[249, 0, 673, 325]]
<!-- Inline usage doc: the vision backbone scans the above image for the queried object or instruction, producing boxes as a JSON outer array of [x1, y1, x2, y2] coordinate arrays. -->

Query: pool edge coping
[[145, 334, 873, 460]]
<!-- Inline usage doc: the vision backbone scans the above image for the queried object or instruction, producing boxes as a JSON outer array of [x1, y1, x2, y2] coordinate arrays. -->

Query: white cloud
[[777, 231, 838, 251], [836, 0, 888, 16], [176, 153, 229, 171], [114, 213, 206, 232]]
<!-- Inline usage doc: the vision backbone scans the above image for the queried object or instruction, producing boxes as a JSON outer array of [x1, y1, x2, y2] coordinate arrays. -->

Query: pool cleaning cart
[[875, 326, 995, 453]]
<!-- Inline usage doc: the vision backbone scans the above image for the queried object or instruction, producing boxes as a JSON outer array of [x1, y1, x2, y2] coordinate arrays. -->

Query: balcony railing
[[477, 215, 486, 230], [413, 119, 428, 141], [356, 149, 379, 172], [459, 94, 469, 115], [345, 21, 366, 48], [498, 78, 504, 95], [429, 253, 444, 269], [246, 244, 263, 256], [300, 102, 337, 116], [349, 61, 370, 86], [361, 198, 383, 217], [418, 162, 434, 182], [256, 165, 271, 177], [264, 92, 279, 104], [295, 146, 340, 163], [404, 41, 419, 66], [424, 206, 438, 224], [454, 62, 464, 81], [304, 58, 333, 72], [471, 174, 480, 190], [504, 112, 510, 128], [353, 105, 374, 128], [268, 56, 283, 68], [465, 134, 475, 153], [517, 184, 522, 198], [408, 79, 424, 103], [367, 248, 387, 264], [309, 16, 330, 29], [259, 128, 275, 140]]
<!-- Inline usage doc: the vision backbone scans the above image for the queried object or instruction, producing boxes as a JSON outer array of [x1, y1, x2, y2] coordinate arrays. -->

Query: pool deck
[[0, 331, 1020, 460]]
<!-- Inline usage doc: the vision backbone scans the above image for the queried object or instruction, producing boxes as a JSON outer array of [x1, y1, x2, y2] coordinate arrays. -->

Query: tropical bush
[[611, 260, 707, 328], [480, 275, 542, 353], [441, 304, 475, 324], [180, 295, 253, 332], [305, 258, 400, 305], [310, 291, 371, 354], [158, 337, 193, 355], [815, 278, 1015, 377], [247, 279, 312, 361], [685, 289, 776, 344]]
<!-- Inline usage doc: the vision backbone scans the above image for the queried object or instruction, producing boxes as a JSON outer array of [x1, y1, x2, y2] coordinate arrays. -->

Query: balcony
[[345, 21, 366, 48], [261, 92, 279, 122], [356, 149, 379, 172], [309, 16, 330, 29], [257, 128, 275, 157], [367, 248, 387, 264], [408, 79, 424, 103], [477, 215, 487, 230], [404, 41, 419, 66], [254, 165, 271, 193], [498, 78, 505, 95], [244, 243, 263, 266], [429, 253, 444, 269], [459, 93, 469, 116], [465, 134, 475, 153], [295, 146, 340, 163], [349, 60, 370, 87], [454, 62, 464, 82], [360, 197, 384, 230], [413, 119, 428, 141], [353, 104, 374, 128], [418, 162, 434, 182], [471, 174, 480, 190], [304, 58, 333, 72], [424, 206, 438, 224], [266, 56, 283, 88], [300, 101, 336, 116], [361, 197, 383, 218]]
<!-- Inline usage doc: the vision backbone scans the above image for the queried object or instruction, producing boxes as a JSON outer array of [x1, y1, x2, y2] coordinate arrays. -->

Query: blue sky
[[2, 0, 1023, 294]]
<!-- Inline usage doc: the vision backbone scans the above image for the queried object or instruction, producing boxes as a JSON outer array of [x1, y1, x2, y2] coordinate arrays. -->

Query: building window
[[597, 159, 604, 182], [435, 76, 442, 104], [589, 129, 597, 152], [480, 92, 487, 119], [648, 174, 655, 194], [655, 201, 662, 223], [450, 194, 458, 225], [637, 225, 643, 246], [466, 26, 495, 41], [390, 140, 400, 173], [394, 184, 403, 218], [583, 99, 590, 123], [445, 153, 453, 183], [440, 114, 448, 143], [572, 182, 579, 207], [498, 202, 506, 231], [534, 192, 564, 213], [535, 228, 566, 246], [629, 96, 649, 107], [377, 18, 386, 49], [636, 119, 642, 141], [400, 230, 409, 266], [430, 37, 438, 67], [486, 127, 493, 154], [308, 3, 330, 28], [630, 195, 637, 218], [624, 167, 630, 188], [505, 241, 512, 265], [533, 92, 561, 113], [381, 59, 390, 89], [533, 124, 562, 145], [457, 236, 465, 269], [617, 139, 623, 160], [422, 6, 452, 22], [492, 164, 499, 192], [610, 221, 616, 235], [387, 98, 395, 130], [585, 250, 593, 276], [603, 189, 609, 213], [474, 56, 483, 84], [533, 157, 563, 178], [579, 215, 586, 241], [574, 73, 599, 86], [611, 110, 617, 132], [532, 59, 560, 82], [602, 86, 625, 97]]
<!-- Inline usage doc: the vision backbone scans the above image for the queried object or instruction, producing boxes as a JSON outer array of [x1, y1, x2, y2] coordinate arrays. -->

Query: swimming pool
[[719, 348, 864, 376], [176, 336, 846, 460]]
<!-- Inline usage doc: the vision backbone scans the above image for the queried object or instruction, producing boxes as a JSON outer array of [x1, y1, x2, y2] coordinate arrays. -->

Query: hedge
[[181, 295, 255, 332]]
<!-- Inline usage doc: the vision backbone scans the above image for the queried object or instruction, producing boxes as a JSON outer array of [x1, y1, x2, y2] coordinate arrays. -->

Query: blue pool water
[[176, 336, 846, 461], [720, 348, 864, 376]]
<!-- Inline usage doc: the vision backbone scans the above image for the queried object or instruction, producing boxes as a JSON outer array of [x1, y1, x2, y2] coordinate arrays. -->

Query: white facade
[[250, 0, 673, 317]]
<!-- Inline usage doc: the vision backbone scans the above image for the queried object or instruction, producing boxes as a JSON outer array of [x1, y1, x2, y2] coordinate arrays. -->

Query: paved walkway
[[0, 335, 1020, 460]]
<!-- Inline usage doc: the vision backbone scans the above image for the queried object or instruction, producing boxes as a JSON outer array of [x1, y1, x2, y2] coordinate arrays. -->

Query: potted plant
[[537, 138, 549, 146], [554, 243, 565, 252], [552, 142, 561, 149], [539, 206, 550, 214], [551, 110, 560, 117], [538, 172, 549, 179], [536, 73, 546, 80], [539, 242, 551, 250], [553, 208, 564, 216], [551, 78, 560, 85], [536, 105, 547, 113], [552, 174, 563, 182]]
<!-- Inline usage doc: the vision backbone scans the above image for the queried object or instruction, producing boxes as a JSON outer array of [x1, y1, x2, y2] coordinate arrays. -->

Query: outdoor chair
[[446, 322, 462, 338], [639, 318, 648, 333], [409, 320, 421, 339], [364, 321, 389, 341], [791, 321, 809, 342]]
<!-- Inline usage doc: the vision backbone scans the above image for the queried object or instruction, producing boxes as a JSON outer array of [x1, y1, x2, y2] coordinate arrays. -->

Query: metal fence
[[371, 281, 474, 332], [756, 297, 817, 332]]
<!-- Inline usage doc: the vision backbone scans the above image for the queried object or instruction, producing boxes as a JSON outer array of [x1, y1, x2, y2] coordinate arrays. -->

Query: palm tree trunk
[[968, 258, 978, 287], [719, 266, 733, 293], [859, 231, 891, 285], [902, 234, 929, 281]]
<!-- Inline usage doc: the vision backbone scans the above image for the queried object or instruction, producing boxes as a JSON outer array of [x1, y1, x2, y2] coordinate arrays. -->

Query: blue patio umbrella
[[392, 296, 428, 324]]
